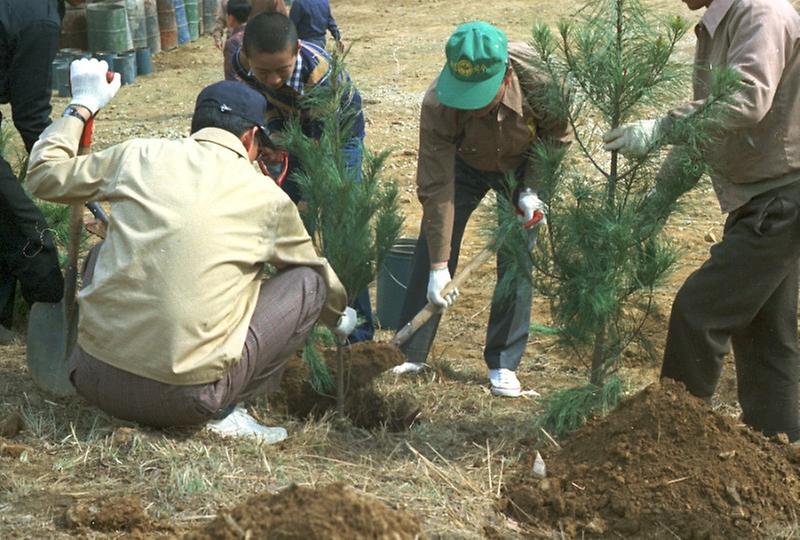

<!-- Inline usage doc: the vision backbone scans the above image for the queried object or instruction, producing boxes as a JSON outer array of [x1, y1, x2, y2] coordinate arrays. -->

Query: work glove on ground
[[333, 307, 357, 339], [602, 118, 662, 158], [427, 267, 459, 308], [69, 58, 121, 116], [517, 188, 547, 229]]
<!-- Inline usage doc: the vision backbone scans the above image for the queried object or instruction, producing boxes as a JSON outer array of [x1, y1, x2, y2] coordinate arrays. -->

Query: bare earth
[[1, 0, 799, 538]]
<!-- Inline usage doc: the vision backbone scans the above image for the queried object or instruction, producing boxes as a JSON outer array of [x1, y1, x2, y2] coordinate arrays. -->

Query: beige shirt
[[416, 42, 570, 263], [27, 118, 346, 385], [668, 0, 800, 212]]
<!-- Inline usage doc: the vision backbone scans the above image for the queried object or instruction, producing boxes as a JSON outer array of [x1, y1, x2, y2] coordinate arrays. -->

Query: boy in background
[[223, 0, 251, 81], [289, 0, 342, 51]]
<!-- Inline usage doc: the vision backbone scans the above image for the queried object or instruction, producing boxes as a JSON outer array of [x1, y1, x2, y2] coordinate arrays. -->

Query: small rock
[[532, 451, 546, 478], [704, 231, 717, 243], [724, 483, 743, 506], [772, 433, 791, 445], [539, 478, 551, 492], [584, 517, 607, 535], [718, 450, 736, 460], [0, 411, 24, 438]]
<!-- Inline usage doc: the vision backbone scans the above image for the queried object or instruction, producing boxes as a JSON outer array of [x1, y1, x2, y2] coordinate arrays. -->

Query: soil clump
[[503, 380, 800, 538], [184, 482, 424, 539], [64, 495, 172, 535], [273, 341, 420, 430]]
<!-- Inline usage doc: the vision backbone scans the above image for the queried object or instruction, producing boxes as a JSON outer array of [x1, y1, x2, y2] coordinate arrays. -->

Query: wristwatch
[[62, 105, 87, 124]]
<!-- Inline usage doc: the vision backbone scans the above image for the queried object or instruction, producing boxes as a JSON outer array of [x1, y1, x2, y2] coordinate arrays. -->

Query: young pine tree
[[526, 0, 739, 435], [281, 51, 403, 411]]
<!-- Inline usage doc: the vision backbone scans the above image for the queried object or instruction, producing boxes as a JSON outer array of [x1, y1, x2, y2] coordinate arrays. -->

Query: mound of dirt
[[64, 495, 172, 535], [503, 380, 800, 538], [184, 482, 424, 540], [273, 342, 420, 431]]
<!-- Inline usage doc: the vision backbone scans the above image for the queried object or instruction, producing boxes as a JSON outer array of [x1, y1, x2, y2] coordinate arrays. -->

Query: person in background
[[391, 22, 570, 398], [603, 0, 800, 443], [223, 0, 251, 81], [0, 0, 66, 343], [289, 0, 342, 52], [27, 63, 356, 442], [213, 0, 288, 50], [233, 12, 375, 343]]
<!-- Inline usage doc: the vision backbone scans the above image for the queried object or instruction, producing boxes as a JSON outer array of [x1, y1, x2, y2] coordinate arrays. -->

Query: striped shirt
[[233, 41, 365, 140]]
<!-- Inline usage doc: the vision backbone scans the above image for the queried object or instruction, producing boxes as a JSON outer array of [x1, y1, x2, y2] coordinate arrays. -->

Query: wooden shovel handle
[[391, 242, 496, 348]]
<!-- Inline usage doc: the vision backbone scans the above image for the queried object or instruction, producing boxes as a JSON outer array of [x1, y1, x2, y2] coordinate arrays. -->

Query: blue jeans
[[283, 137, 374, 343]]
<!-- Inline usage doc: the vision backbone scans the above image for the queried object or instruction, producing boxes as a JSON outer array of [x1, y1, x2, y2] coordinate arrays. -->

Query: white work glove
[[69, 58, 121, 116], [602, 119, 661, 158], [517, 188, 547, 229], [333, 307, 357, 340], [427, 267, 459, 308]]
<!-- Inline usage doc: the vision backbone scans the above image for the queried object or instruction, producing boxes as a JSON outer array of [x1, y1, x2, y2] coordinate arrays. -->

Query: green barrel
[[125, 0, 148, 49], [185, 0, 199, 41], [143, 0, 161, 55], [376, 237, 418, 330], [86, 3, 132, 53], [202, 0, 217, 34]]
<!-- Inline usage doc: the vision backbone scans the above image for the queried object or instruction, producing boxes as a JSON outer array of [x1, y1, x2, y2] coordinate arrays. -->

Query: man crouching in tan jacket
[[26, 59, 356, 443]]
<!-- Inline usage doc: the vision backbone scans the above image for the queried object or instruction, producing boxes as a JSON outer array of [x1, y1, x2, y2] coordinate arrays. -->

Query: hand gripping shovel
[[26, 74, 113, 397], [391, 210, 543, 348]]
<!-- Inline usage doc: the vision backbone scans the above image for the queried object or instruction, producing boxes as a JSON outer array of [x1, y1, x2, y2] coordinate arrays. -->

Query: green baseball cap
[[436, 22, 509, 110]]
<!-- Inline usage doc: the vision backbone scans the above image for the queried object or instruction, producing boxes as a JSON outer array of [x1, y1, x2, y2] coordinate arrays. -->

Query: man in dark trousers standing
[[604, 0, 800, 442], [391, 22, 570, 397], [0, 0, 65, 341]]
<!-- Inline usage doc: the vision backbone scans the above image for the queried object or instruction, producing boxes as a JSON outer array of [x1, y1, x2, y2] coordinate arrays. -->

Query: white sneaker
[[489, 369, 522, 397], [391, 362, 425, 375], [206, 406, 287, 444]]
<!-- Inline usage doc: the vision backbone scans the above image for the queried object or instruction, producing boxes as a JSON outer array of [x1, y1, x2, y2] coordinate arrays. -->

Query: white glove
[[427, 267, 459, 308], [602, 119, 661, 158], [69, 58, 121, 115], [333, 307, 357, 339], [517, 188, 547, 228]]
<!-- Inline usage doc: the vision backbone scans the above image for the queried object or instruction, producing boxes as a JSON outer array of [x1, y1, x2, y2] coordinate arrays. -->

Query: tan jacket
[[668, 0, 800, 212], [416, 42, 570, 263], [27, 118, 346, 385]]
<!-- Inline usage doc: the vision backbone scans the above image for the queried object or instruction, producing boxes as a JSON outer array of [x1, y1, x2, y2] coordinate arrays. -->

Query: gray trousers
[[662, 181, 800, 442], [397, 156, 533, 371], [70, 244, 326, 427]]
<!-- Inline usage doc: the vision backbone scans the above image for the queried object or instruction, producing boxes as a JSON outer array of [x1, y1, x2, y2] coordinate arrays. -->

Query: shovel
[[391, 210, 543, 348], [26, 73, 113, 397]]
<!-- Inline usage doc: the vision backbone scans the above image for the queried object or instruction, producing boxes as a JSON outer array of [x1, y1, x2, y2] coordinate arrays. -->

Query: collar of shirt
[[698, 0, 735, 38], [500, 67, 525, 117], [191, 127, 250, 161], [286, 47, 305, 95]]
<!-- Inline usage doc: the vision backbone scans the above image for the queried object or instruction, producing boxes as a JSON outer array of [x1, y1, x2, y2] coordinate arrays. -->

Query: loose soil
[[273, 342, 421, 431], [184, 482, 423, 540], [503, 379, 800, 538]]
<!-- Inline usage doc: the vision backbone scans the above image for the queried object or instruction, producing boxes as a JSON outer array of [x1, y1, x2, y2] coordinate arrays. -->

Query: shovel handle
[[391, 210, 543, 349], [64, 70, 116, 351]]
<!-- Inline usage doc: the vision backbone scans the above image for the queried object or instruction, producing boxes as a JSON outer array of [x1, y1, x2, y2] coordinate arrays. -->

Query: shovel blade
[[26, 300, 75, 397]]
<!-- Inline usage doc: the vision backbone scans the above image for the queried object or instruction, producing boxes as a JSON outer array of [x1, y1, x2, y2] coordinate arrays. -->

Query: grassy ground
[[1, 0, 799, 537]]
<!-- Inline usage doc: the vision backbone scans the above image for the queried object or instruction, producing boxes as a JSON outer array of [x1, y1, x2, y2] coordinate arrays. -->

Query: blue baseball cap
[[194, 80, 272, 146]]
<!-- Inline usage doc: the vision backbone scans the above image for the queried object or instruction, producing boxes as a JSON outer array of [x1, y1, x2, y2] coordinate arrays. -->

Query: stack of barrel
[[55, 0, 219, 92]]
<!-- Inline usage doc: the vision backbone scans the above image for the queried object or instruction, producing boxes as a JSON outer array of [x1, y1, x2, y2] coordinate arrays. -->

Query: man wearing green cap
[[392, 22, 570, 397]]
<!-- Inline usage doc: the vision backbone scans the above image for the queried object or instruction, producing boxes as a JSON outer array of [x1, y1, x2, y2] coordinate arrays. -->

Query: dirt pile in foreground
[[503, 380, 800, 538], [273, 342, 420, 430], [184, 482, 423, 539]]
